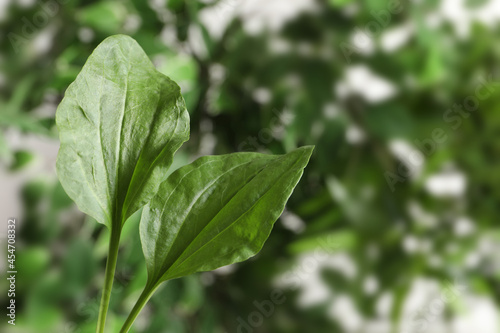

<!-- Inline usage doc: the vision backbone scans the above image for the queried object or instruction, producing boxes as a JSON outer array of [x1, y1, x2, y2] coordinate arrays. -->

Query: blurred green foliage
[[1, 0, 500, 332]]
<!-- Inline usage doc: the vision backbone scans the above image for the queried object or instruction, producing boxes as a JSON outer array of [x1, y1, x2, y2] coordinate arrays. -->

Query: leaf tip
[[295, 145, 315, 163]]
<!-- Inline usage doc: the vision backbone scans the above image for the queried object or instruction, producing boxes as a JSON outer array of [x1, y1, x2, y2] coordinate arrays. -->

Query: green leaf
[[10, 150, 36, 171], [140, 146, 314, 285], [56, 35, 189, 229], [77, 2, 128, 34]]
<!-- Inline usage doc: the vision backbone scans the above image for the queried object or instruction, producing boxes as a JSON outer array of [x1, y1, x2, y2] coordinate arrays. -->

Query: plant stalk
[[96, 227, 121, 333], [120, 283, 159, 333]]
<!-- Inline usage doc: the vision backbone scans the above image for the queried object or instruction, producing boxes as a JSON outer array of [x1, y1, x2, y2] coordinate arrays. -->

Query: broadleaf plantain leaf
[[140, 146, 313, 285], [56, 35, 189, 229]]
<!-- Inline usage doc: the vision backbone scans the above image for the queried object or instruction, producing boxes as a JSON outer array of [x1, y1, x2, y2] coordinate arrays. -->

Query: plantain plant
[[55, 35, 313, 333]]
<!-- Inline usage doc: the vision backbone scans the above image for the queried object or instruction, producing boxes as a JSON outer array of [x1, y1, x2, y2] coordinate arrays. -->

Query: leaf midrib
[[114, 41, 132, 226], [97, 42, 116, 226]]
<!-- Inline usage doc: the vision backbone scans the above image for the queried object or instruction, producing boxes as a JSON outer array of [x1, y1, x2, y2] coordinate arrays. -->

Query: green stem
[[96, 228, 121, 333], [120, 283, 159, 333]]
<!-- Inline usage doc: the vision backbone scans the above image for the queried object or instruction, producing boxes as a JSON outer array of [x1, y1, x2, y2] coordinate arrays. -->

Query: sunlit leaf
[[56, 35, 189, 228], [141, 146, 314, 285]]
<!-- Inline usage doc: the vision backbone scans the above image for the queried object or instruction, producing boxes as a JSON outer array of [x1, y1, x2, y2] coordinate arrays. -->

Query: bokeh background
[[1, 0, 500, 332]]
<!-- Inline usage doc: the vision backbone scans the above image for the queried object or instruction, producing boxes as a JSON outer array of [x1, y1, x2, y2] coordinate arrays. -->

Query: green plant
[[55, 35, 313, 333]]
